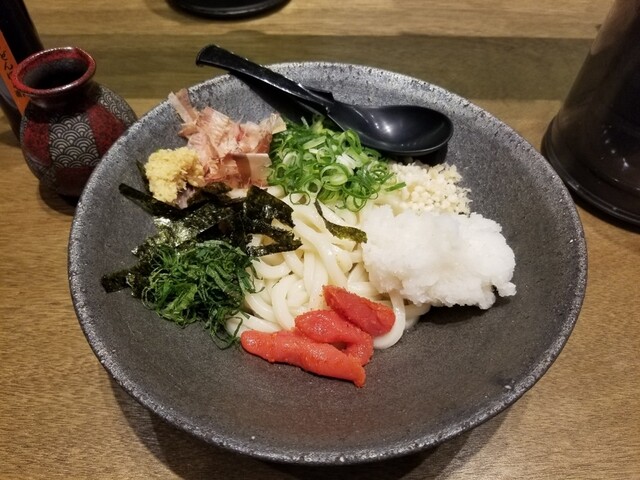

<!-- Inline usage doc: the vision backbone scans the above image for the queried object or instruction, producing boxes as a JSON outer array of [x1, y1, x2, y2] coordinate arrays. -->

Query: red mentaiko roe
[[240, 329, 366, 387], [323, 285, 395, 336]]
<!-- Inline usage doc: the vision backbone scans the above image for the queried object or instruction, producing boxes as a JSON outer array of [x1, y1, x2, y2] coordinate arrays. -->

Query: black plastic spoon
[[196, 44, 453, 156]]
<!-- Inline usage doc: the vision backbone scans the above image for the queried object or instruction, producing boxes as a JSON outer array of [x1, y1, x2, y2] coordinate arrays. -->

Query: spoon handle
[[195, 44, 332, 110]]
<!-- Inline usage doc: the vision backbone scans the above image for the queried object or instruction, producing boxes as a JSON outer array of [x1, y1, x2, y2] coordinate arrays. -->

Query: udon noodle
[[225, 187, 431, 349]]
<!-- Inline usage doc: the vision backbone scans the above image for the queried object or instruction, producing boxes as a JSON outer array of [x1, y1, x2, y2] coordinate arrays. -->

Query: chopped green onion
[[268, 117, 402, 211]]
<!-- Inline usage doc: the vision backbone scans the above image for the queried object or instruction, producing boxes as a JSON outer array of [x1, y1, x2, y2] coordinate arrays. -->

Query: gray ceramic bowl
[[68, 63, 587, 465]]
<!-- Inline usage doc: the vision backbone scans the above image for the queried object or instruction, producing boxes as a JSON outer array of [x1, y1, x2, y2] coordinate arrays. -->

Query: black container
[[168, 0, 289, 18], [541, 0, 640, 226], [0, 0, 44, 139]]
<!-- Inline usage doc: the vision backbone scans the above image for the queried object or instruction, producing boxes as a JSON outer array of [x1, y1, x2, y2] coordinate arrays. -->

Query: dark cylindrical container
[[541, 0, 640, 226], [0, 0, 44, 139]]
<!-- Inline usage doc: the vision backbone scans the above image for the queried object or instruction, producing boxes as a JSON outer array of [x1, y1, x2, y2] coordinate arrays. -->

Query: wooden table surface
[[2, 1, 639, 478]]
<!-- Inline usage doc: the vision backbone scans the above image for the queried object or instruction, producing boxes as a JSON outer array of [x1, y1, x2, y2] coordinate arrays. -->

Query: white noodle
[[271, 274, 299, 330], [283, 250, 304, 277], [225, 193, 424, 349], [243, 291, 278, 323], [286, 279, 309, 308], [373, 291, 407, 349], [253, 258, 291, 280], [294, 221, 347, 286], [225, 313, 281, 336]]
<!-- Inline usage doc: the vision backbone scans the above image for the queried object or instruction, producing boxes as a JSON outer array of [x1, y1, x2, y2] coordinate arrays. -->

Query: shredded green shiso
[[268, 116, 404, 211], [140, 240, 255, 347]]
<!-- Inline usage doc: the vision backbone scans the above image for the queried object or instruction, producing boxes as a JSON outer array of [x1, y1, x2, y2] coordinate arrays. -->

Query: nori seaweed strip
[[120, 182, 238, 219], [136, 160, 149, 191], [119, 183, 185, 219], [100, 259, 155, 297], [244, 185, 295, 227], [247, 239, 302, 257], [182, 182, 235, 210], [102, 185, 304, 296], [241, 187, 301, 255], [314, 200, 367, 243], [200, 186, 302, 256], [202, 182, 233, 197], [245, 219, 302, 256], [101, 269, 130, 292], [101, 243, 166, 296], [134, 202, 235, 257]]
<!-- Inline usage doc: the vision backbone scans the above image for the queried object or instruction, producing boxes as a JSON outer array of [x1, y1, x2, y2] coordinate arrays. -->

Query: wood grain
[[2, 1, 639, 479], [27, 0, 612, 39]]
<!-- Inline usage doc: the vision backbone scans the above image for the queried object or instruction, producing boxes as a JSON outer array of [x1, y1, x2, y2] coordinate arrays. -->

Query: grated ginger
[[145, 147, 205, 204]]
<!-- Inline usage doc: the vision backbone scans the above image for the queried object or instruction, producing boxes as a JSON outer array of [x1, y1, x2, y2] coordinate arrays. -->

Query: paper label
[[0, 30, 30, 114]]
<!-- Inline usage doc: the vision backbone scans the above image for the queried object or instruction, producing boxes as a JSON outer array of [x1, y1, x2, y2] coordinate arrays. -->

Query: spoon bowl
[[329, 102, 453, 156], [195, 44, 453, 156]]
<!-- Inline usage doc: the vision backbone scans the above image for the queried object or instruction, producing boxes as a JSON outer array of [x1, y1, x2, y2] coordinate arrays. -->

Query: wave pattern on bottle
[[48, 113, 100, 168], [99, 87, 137, 126]]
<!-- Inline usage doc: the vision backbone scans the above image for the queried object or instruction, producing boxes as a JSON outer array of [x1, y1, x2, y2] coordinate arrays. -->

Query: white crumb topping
[[376, 162, 471, 215]]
